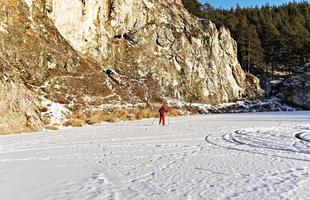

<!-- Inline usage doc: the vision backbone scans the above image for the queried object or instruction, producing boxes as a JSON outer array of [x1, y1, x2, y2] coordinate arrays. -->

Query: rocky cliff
[[0, 58, 42, 134], [0, 0, 263, 133], [278, 67, 310, 109], [46, 0, 262, 104]]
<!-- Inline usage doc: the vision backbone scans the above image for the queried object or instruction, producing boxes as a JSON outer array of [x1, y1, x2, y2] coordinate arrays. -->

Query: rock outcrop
[[44, 0, 263, 104], [0, 58, 42, 134], [0, 0, 263, 133], [0, 0, 112, 108], [278, 70, 310, 109]]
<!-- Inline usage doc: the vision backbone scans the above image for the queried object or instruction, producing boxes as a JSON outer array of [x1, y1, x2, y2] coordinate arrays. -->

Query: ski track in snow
[[0, 112, 309, 200]]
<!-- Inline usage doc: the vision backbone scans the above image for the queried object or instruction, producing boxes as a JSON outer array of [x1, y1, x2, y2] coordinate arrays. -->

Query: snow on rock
[[278, 71, 310, 109], [0, 0, 114, 134], [0, 0, 264, 135], [23, 0, 32, 8], [0, 112, 309, 199], [166, 97, 295, 114], [44, 0, 263, 104], [42, 99, 69, 126], [270, 79, 283, 84]]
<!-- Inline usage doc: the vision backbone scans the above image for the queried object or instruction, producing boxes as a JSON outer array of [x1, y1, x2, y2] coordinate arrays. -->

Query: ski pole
[[151, 118, 157, 125]]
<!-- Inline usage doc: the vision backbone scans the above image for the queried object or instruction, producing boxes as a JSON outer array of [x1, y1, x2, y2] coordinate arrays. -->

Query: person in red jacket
[[159, 105, 169, 126]]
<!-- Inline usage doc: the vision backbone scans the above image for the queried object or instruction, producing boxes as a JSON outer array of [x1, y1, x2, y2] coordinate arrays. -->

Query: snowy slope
[[0, 112, 309, 200]]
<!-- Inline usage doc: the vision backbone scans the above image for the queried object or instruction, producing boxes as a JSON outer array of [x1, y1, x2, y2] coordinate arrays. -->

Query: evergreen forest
[[182, 0, 310, 85]]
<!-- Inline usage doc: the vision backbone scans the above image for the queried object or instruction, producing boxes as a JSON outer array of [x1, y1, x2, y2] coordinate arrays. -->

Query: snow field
[[0, 112, 309, 200]]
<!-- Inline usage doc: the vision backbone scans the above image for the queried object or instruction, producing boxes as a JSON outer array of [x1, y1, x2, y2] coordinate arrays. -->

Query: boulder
[[279, 71, 310, 109]]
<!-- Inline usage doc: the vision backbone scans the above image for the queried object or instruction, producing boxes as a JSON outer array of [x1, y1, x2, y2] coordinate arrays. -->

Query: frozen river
[[0, 112, 309, 200]]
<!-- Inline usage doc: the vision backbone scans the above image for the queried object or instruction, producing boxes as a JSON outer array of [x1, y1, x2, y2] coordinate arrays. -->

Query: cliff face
[[0, 0, 115, 133], [0, 0, 263, 133], [45, 0, 263, 104], [0, 58, 42, 134], [0, 0, 144, 110], [278, 69, 310, 110]]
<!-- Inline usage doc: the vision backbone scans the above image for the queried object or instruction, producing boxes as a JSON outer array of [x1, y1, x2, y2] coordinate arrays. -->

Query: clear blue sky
[[199, 0, 308, 9]]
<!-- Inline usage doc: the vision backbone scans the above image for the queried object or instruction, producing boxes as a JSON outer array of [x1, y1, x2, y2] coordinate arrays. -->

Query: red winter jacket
[[159, 106, 168, 116]]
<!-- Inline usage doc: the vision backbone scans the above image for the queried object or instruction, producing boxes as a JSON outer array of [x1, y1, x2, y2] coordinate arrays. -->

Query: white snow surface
[[0, 112, 309, 200]]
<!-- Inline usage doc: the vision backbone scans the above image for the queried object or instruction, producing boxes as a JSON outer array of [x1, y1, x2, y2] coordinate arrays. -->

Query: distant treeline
[[182, 0, 310, 75]]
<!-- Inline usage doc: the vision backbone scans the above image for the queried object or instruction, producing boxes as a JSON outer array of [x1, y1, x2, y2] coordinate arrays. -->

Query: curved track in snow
[[295, 132, 310, 143], [205, 126, 310, 162]]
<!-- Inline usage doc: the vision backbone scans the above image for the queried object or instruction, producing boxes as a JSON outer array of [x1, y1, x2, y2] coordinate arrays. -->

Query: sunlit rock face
[[45, 0, 263, 104], [0, 0, 263, 134], [0, 0, 137, 109], [0, 58, 42, 134]]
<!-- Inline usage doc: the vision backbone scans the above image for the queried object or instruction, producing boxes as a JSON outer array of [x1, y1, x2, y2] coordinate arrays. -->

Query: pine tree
[[260, 22, 281, 76], [181, 0, 204, 17], [237, 19, 264, 73], [182, 1, 310, 76]]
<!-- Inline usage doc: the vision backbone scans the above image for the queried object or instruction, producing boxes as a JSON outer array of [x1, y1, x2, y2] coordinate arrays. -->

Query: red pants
[[159, 115, 165, 126]]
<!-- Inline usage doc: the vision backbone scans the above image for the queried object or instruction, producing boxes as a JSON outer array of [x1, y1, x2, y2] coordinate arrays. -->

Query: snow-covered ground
[[0, 112, 309, 200]]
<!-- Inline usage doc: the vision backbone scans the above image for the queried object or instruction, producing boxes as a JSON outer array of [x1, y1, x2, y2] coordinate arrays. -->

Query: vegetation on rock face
[[0, 0, 265, 134], [0, 58, 43, 134], [46, 0, 263, 104], [182, 0, 310, 78]]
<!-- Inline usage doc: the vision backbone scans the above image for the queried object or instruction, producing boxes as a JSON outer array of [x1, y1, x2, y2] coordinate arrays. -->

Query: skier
[[159, 105, 169, 126]]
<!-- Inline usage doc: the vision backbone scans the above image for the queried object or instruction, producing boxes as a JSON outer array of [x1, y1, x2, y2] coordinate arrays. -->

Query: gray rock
[[278, 72, 310, 109]]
